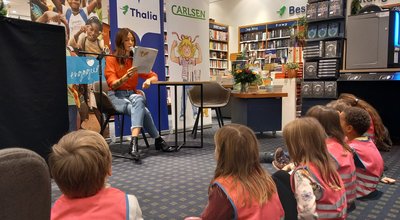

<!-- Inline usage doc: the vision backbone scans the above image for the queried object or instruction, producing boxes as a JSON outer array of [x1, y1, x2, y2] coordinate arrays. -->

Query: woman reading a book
[[105, 28, 177, 162]]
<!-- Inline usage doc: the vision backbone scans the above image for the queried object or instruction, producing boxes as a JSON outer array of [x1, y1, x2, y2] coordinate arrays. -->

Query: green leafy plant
[[232, 65, 261, 85], [351, 0, 362, 15], [289, 16, 307, 47], [0, 0, 7, 17], [285, 62, 300, 70]]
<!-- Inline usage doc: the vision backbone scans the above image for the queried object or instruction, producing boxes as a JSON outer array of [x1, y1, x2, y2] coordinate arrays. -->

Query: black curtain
[[0, 17, 68, 159]]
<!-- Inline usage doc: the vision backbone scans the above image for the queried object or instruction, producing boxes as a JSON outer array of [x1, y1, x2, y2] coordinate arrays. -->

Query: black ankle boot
[[155, 137, 176, 152], [129, 137, 141, 161]]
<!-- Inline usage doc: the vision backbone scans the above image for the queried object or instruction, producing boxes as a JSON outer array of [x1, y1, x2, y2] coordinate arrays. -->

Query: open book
[[132, 46, 158, 73]]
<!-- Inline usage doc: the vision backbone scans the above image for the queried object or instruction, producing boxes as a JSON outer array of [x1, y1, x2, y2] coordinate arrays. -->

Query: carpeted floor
[[51, 121, 400, 220]]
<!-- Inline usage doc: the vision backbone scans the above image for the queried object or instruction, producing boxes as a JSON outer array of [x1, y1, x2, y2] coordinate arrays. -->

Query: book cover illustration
[[308, 25, 318, 39], [318, 23, 328, 38], [317, 1, 329, 19], [325, 40, 338, 58], [132, 46, 158, 73], [328, 22, 339, 37], [306, 3, 318, 20], [329, 0, 343, 17]]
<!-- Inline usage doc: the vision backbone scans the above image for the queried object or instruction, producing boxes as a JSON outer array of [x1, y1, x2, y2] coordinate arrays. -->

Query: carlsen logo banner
[[166, 0, 212, 129], [116, 0, 161, 38]]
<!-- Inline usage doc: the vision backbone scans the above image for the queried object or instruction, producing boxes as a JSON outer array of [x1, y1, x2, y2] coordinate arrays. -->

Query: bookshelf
[[266, 20, 299, 64], [301, 0, 347, 113], [238, 23, 267, 63], [209, 21, 229, 79]]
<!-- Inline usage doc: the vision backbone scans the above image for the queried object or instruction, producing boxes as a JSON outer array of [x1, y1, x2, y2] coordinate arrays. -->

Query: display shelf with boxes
[[302, 0, 346, 102], [209, 21, 229, 79]]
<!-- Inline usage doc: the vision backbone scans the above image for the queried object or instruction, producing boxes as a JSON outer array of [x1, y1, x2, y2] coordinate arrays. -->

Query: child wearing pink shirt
[[340, 107, 384, 199]]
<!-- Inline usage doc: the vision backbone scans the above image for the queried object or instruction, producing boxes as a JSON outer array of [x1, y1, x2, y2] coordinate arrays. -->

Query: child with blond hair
[[49, 130, 143, 220], [306, 105, 357, 211], [284, 118, 347, 219], [200, 124, 284, 219]]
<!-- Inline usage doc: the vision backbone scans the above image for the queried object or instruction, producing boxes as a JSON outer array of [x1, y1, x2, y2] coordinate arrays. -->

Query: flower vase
[[240, 82, 249, 93], [287, 69, 297, 78]]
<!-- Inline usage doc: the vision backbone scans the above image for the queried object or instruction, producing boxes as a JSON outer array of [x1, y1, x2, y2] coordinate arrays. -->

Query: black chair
[[188, 81, 231, 138], [93, 82, 150, 160]]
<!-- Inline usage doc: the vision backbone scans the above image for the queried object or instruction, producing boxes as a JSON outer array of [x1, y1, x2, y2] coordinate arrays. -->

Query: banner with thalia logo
[[166, 0, 212, 130], [110, 0, 168, 134]]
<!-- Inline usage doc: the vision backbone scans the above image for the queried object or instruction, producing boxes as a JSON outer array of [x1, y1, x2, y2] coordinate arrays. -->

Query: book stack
[[318, 59, 339, 78]]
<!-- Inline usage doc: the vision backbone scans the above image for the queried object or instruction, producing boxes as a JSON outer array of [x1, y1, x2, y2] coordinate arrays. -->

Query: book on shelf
[[328, 22, 339, 37], [306, 3, 318, 20], [325, 40, 338, 58], [308, 25, 318, 39], [317, 23, 328, 38], [329, 0, 343, 17], [317, 1, 329, 20], [209, 29, 228, 41]]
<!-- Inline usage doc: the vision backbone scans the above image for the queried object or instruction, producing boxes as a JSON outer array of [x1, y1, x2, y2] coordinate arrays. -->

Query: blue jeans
[[180, 86, 198, 118], [68, 105, 78, 132], [108, 90, 159, 138]]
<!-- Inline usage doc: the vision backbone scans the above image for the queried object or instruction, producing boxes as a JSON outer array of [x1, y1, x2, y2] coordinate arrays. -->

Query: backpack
[[65, 8, 88, 24]]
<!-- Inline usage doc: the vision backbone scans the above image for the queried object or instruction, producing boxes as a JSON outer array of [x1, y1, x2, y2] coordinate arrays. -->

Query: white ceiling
[[4, 0, 223, 19]]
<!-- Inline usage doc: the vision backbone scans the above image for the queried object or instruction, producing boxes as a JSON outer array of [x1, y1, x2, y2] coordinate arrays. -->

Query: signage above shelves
[[267, 21, 297, 29], [209, 23, 228, 32], [240, 25, 266, 33]]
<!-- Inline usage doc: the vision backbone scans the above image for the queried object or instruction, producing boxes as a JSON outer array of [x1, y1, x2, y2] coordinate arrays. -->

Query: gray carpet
[[51, 122, 400, 220]]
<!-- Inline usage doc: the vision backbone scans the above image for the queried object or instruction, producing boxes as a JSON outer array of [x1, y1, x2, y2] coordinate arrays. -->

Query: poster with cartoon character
[[166, 0, 211, 130]]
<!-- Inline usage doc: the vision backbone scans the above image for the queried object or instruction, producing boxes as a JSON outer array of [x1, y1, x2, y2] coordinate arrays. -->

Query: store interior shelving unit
[[301, 0, 347, 113], [209, 21, 229, 80], [163, 10, 171, 114], [238, 20, 301, 66], [238, 23, 267, 65], [237, 20, 304, 125], [266, 19, 304, 119], [265, 20, 297, 64]]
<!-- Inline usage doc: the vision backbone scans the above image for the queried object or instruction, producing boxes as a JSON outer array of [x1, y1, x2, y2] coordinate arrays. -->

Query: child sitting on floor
[[306, 105, 357, 211], [338, 93, 392, 151], [49, 130, 143, 220], [284, 117, 347, 219], [200, 124, 285, 219], [340, 107, 385, 199]]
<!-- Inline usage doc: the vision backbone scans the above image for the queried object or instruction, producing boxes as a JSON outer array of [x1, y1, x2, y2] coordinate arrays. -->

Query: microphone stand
[[77, 50, 131, 134], [78, 50, 149, 163]]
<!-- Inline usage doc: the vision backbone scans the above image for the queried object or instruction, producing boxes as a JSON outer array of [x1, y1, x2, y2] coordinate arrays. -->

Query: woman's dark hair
[[306, 105, 352, 153], [114, 28, 136, 65]]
